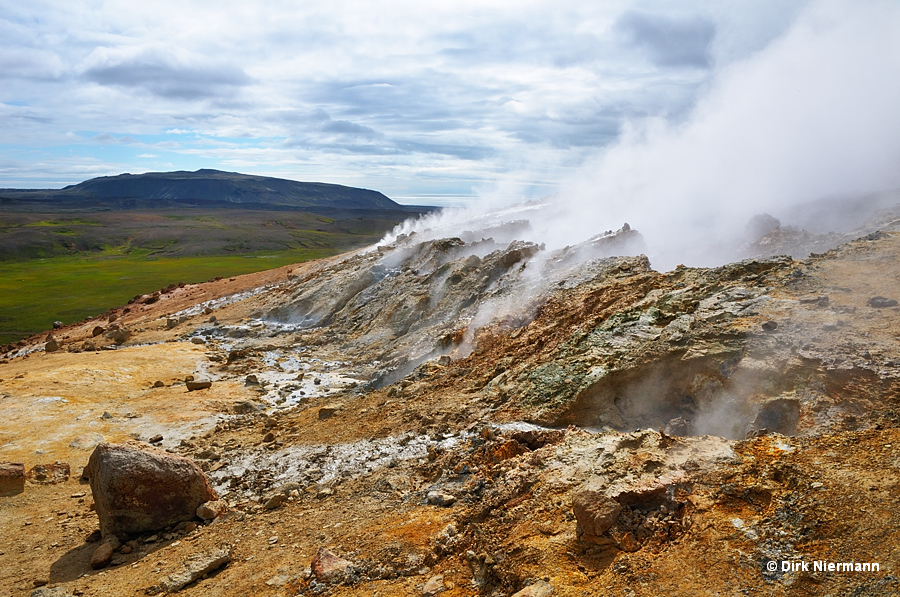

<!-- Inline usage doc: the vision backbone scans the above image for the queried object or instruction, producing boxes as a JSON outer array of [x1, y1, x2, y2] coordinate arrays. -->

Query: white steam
[[386, 0, 900, 272]]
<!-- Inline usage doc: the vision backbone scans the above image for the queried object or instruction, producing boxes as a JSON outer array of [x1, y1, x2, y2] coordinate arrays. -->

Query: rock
[[196, 499, 229, 521], [799, 295, 829, 307], [618, 531, 641, 553], [91, 326, 106, 337], [751, 398, 800, 435], [663, 417, 692, 436], [105, 328, 130, 344], [262, 432, 276, 443], [868, 296, 898, 308], [245, 375, 259, 385], [69, 433, 106, 450], [186, 380, 212, 391], [572, 489, 622, 541], [30, 588, 74, 597], [26, 462, 70, 484], [426, 491, 457, 507], [45, 339, 61, 352], [511, 580, 555, 597], [263, 494, 284, 510], [0, 462, 25, 496], [153, 380, 165, 388], [761, 320, 778, 331], [190, 336, 206, 344], [158, 546, 232, 593], [148, 434, 163, 444], [87, 442, 217, 538], [90, 542, 114, 569], [318, 404, 341, 420], [422, 574, 446, 595], [311, 548, 352, 582]]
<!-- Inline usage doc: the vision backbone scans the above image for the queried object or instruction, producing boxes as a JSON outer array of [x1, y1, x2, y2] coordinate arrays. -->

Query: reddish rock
[[87, 442, 217, 539], [0, 462, 25, 496], [197, 499, 229, 520], [26, 462, 70, 484], [511, 580, 555, 597], [311, 548, 352, 582], [186, 380, 212, 391], [90, 542, 114, 569], [572, 489, 621, 540]]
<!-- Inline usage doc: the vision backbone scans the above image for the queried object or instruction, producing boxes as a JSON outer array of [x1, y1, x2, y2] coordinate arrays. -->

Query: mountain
[[0, 169, 415, 211]]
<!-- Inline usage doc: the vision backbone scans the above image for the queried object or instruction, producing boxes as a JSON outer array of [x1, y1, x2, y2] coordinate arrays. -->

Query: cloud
[[616, 10, 716, 68], [81, 46, 253, 100]]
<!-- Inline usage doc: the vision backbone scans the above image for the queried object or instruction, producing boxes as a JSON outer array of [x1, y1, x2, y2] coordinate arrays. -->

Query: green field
[[0, 249, 341, 346]]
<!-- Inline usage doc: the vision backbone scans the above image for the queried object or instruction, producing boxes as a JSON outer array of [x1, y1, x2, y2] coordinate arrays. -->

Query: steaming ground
[[381, 0, 900, 272]]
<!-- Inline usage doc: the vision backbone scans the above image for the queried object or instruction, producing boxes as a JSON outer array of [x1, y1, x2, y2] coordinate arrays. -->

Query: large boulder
[[87, 442, 217, 538]]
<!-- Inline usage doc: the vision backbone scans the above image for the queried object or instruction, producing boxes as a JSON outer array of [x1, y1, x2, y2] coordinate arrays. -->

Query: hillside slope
[[0, 169, 410, 211], [1, 213, 899, 596]]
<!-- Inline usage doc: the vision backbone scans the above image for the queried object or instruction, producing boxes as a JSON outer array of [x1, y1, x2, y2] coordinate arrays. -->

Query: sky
[[0, 0, 812, 205]]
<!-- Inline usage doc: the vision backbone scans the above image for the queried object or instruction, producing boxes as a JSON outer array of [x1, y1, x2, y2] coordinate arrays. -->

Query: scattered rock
[[70, 433, 106, 450], [761, 320, 778, 331], [263, 494, 284, 510], [148, 434, 163, 444], [87, 442, 217, 538], [868, 296, 898, 308], [105, 328, 130, 344], [318, 404, 341, 420], [197, 499, 229, 521], [262, 431, 276, 443], [511, 580, 555, 597], [90, 542, 114, 569], [245, 375, 259, 385], [572, 489, 622, 542], [190, 336, 206, 344], [186, 380, 213, 391], [618, 531, 641, 553], [311, 548, 352, 582], [153, 380, 165, 388], [30, 588, 74, 597], [157, 546, 232, 593], [427, 491, 457, 507], [0, 462, 25, 496], [91, 326, 106, 337], [798, 294, 829, 307], [26, 462, 70, 484], [422, 574, 446, 595], [45, 339, 61, 352]]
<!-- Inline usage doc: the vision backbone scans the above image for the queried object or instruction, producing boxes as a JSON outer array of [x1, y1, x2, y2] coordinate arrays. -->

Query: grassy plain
[[0, 249, 341, 345], [0, 207, 418, 345]]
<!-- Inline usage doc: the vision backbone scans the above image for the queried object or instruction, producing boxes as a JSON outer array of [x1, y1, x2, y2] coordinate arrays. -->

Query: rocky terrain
[[2, 205, 900, 596]]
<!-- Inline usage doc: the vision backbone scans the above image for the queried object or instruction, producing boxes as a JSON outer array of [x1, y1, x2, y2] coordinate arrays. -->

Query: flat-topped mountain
[[0, 169, 410, 211]]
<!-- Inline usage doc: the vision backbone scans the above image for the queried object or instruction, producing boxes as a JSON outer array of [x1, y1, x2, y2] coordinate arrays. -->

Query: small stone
[[318, 404, 341, 420], [92, 326, 106, 337], [245, 375, 259, 385], [148, 435, 163, 444], [262, 432, 276, 443], [0, 462, 25, 496], [761, 320, 778, 331], [90, 542, 114, 569], [120, 545, 133, 554], [311, 548, 352, 582], [30, 588, 74, 597], [572, 489, 622, 540], [618, 531, 641, 552], [32, 578, 49, 587], [868, 296, 898, 308], [45, 339, 60, 352], [263, 494, 284, 510], [186, 380, 212, 391], [422, 574, 446, 595], [196, 499, 229, 521], [26, 462, 70, 484], [190, 337, 206, 345], [158, 546, 232, 593], [426, 491, 457, 507], [153, 380, 165, 388]]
